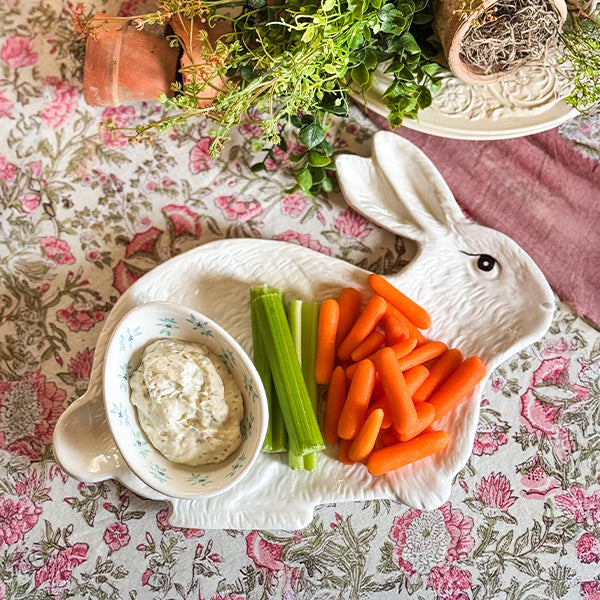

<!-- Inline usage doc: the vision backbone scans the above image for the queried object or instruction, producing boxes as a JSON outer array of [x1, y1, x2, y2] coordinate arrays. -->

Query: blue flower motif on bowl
[[156, 317, 179, 336], [186, 314, 214, 337], [119, 326, 142, 351]]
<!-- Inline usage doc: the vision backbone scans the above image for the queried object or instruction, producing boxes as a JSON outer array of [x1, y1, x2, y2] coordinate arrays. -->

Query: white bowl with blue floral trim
[[102, 301, 268, 499]]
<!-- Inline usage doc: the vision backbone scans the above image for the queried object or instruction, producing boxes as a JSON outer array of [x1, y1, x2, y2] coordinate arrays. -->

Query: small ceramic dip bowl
[[102, 301, 268, 499]]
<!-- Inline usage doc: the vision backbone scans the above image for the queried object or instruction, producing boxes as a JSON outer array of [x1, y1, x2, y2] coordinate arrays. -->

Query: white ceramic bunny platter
[[53, 131, 555, 530]]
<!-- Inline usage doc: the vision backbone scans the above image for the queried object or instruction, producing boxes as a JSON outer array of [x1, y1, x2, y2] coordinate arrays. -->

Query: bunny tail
[[371, 132, 467, 234], [335, 152, 424, 242]]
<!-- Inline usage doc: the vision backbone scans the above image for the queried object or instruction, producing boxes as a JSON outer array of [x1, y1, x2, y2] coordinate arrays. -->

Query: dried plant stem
[[459, 0, 563, 75]]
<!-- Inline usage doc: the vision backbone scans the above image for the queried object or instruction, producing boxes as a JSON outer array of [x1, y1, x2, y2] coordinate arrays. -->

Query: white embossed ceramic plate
[[358, 66, 576, 140], [53, 133, 555, 530]]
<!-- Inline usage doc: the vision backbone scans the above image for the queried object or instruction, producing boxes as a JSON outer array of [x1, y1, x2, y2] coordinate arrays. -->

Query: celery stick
[[301, 301, 321, 471], [253, 293, 325, 459], [288, 300, 313, 470], [250, 285, 287, 453]]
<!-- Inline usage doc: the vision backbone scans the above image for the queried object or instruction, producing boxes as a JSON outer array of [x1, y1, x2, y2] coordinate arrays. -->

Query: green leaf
[[296, 168, 313, 192], [351, 64, 370, 88], [299, 122, 326, 148], [309, 167, 326, 185], [307, 151, 331, 167]]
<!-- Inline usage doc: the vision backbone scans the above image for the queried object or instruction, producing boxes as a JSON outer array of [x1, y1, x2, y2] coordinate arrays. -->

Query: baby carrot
[[373, 347, 417, 435], [379, 428, 400, 447], [385, 314, 409, 345], [385, 303, 427, 345], [397, 402, 435, 442], [403, 364, 430, 396], [315, 298, 339, 385], [338, 359, 376, 440], [366, 430, 450, 476], [345, 336, 417, 378], [368, 273, 431, 330], [413, 348, 464, 403], [337, 294, 387, 361], [350, 331, 385, 362], [348, 408, 385, 463], [429, 356, 487, 422], [339, 438, 355, 465], [396, 341, 447, 371], [335, 287, 362, 349], [367, 395, 393, 429], [323, 366, 347, 444]]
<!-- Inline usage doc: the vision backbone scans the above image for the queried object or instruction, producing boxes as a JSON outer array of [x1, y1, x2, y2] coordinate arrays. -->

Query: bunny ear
[[370, 131, 467, 233], [335, 152, 426, 243]]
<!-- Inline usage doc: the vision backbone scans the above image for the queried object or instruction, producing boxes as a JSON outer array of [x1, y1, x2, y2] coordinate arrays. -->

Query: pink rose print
[[112, 260, 143, 295], [555, 484, 600, 527], [427, 564, 472, 600], [519, 357, 574, 461], [68, 347, 94, 380], [189, 137, 215, 173], [272, 230, 332, 256], [42, 77, 79, 129], [0, 89, 13, 117], [162, 204, 202, 239], [0, 155, 17, 180], [27, 160, 42, 177], [34, 543, 88, 593], [1, 36, 38, 68], [0, 371, 66, 460], [100, 106, 136, 147], [0, 496, 42, 546], [246, 530, 285, 571], [474, 472, 517, 512], [577, 533, 600, 564], [581, 581, 600, 600], [40, 236, 76, 265], [18, 194, 40, 213], [103, 522, 131, 551], [388, 503, 474, 577], [215, 194, 263, 222], [333, 209, 373, 241], [264, 141, 305, 171], [281, 192, 308, 218], [57, 303, 106, 332]]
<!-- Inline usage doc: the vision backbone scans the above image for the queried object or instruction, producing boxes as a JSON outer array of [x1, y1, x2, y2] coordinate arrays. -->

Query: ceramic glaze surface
[[53, 133, 554, 529]]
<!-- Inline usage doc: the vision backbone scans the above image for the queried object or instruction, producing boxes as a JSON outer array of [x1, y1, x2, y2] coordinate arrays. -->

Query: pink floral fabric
[[1, 1, 600, 599]]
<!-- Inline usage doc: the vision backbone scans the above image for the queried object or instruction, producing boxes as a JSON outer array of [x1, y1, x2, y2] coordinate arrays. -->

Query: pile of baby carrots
[[314, 273, 487, 476]]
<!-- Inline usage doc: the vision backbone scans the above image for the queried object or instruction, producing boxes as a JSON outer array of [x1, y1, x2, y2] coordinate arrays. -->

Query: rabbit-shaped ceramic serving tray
[[53, 132, 555, 530]]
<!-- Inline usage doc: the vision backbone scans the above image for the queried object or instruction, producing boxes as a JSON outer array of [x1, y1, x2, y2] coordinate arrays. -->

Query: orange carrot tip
[[337, 358, 376, 440], [367, 273, 431, 330], [350, 330, 385, 362], [397, 341, 447, 371], [348, 408, 385, 463], [412, 348, 464, 403], [367, 395, 393, 429], [397, 401, 435, 442], [379, 428, 400, 447], [339, 438, 355, 465], [315, 298, 340, 385], [403, 364, 430, 396], [429, 356, 487, 422], [335, 287, 363, 348], [385, 302, 428, 345], [385, 313, 409, 345], [366, 430, 449, 476], [337, 294, 387, 361]]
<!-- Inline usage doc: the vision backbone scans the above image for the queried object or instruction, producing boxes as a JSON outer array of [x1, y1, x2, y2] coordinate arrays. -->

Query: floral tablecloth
[[2, 1, 600, 599]]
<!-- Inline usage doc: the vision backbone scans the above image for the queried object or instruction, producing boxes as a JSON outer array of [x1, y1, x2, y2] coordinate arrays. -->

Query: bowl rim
[[102, 300, 268, 499]]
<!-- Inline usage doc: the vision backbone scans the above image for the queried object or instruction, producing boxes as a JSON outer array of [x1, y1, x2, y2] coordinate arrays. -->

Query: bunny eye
[[477, 254, 498, 272], [462, 252, 501, 276]]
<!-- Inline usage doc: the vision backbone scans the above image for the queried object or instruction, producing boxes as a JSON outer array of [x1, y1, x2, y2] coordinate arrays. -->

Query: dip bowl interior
[[102, 301, 268, 499]]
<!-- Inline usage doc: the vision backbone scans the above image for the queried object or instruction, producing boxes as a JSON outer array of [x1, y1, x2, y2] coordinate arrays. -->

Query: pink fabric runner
[[393, 126, 600, 329]]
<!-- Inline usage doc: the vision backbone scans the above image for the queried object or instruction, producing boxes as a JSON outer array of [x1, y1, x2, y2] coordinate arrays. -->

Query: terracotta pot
[[168, 16, 232, 108], [433, 0, 568, 86], [83, 13, 180, 106]]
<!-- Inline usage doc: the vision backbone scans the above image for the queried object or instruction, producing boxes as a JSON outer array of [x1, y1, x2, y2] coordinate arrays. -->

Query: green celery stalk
[[300, 301, 321, 471], [287, 300, 305, 469], [250, 285, 287, 453], [253, 293, 325, 459]]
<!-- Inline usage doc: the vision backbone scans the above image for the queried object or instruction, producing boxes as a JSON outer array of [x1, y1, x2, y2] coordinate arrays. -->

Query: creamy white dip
[[129, 339, 244, 466]]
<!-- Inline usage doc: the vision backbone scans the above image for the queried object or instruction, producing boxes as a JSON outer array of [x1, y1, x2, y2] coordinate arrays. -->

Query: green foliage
[[561, 12, 600, 109]]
